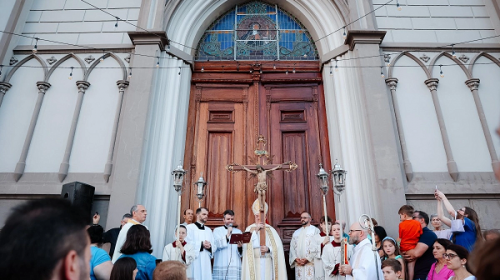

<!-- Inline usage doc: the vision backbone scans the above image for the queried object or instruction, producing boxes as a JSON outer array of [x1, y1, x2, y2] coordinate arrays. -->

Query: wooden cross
[[226, 135, 297, 249]]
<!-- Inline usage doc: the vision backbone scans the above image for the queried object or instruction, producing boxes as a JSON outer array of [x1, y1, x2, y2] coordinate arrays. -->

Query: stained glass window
[[195, 1, 318, 61]]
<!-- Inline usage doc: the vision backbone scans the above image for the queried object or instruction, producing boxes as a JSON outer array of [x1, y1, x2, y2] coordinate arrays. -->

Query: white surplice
[[241, 224, 287, 280], [345, 238, 382, 280], [290, 225, 321, 280], [313, 233, 334, 280], [111, 219, 142, 263], [185, 222, 216, 280], [322, 240, 353, 280], [162, 241, 196, 279], [213, 226, 243, 280]]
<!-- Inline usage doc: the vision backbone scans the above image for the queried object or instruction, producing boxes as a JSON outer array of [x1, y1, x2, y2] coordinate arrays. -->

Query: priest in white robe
[[340, 223, 382, 280], [162, 225, 196, 279], [290, 212, 320, 280], [112, 204, 147, 263], [213, 209, 243, 280], [322, 222, 353, 280], [242, 200, 287, 280], [313, 216, 334, 280], [185, 207, 217, 280]]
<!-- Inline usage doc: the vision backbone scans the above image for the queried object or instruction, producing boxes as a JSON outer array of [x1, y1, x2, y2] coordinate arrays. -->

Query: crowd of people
[[0, 188, 499, 280]]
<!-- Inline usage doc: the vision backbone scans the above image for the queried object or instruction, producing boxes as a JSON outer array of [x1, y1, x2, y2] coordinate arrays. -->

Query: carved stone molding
[[385, 77, 398, 91], [425, 78, 439, 91], [10, 56, 18, 65], [46, 56, 57, 65], [458, 54, 469, 63], [84, 55, 95, 64], [344, 30, 386, 51], [36, 81, 51, 94], [465, 78, 479, 91], [0, 82, 12, 107], [419, 54, 430, 63]]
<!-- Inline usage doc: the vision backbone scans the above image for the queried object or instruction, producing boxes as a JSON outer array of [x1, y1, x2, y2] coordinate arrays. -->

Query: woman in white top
[[444, 244, 476, 280], [430, 214, 452, 240]]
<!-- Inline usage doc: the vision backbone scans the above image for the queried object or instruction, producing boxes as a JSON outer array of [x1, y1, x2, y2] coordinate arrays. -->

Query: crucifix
[[226, 135, 298, 251]]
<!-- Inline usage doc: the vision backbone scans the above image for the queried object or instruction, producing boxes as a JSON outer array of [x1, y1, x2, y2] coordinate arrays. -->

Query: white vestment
[[213, 226, 243, 280], [290, 225, 321, 280], [313, 233, 334, 280], [345, 238, 382, 280], [162, 242, 196, 279], [185, 222, 216, 280], [111, 219, 142, 263], [322, 241, 353, 280], [241, 224, 287, 280]]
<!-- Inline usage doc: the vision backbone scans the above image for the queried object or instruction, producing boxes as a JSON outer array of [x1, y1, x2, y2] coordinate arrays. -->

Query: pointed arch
[[468, 52, 500, 74], [46, 53, 87, 82], [4, 54, 48, 83], [388, 51, 431, 79], [428, 52, 472, 80], [85, 52, 127, 81]]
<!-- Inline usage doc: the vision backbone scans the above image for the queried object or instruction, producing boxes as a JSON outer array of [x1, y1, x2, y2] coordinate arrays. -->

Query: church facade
[[1, 0, 500, 262]]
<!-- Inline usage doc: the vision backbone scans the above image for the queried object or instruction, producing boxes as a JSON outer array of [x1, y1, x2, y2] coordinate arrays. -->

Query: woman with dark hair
[[444, 244, 476, 280], [118, 225, 156, 280], [427, 238, 454, 280], [88, 225, 113, 280], [373, 225, 387, 257], [435, 190, 482, 251], [110, 257, 138, 280]]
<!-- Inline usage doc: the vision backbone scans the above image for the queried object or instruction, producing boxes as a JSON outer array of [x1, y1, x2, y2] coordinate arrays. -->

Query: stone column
[[58, 81, 90, 182], [0, 82, 12, 107], [13, 81, 51, 182], [103, 80, 129, 182], [465, 78, 500, 171], [425, 78, 459, 181], [386, 78, 413, 181], [105, 31, 168, 232]]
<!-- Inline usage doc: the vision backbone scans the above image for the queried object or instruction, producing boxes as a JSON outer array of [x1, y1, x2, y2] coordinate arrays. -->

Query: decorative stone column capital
[[0, 82, 12, 94], [36, 81, 51, 93], [465, 78, 480, 91], [424, 78, 439, 91], [76, 81, 90, 92], [116, 80, 129, 91], [385, 78, 398, 91]]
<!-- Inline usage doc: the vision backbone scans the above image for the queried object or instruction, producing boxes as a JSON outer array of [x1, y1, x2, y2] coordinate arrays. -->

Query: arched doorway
[[182, 2, 334, 277]]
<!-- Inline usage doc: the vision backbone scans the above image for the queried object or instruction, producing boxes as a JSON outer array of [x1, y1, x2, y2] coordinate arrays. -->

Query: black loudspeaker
[[61, 181, 95, 223]]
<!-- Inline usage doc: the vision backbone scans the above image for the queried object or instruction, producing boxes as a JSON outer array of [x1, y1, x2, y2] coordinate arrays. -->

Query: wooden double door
[[182, 61, 334, 257]]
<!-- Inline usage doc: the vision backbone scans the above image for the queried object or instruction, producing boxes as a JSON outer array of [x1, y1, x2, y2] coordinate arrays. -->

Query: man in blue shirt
[[402, 210, 437, 280]]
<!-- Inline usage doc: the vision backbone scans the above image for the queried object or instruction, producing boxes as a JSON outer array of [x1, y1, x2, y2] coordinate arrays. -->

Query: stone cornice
[[344, 30, 386, 51], [128, 31, 169, 51]]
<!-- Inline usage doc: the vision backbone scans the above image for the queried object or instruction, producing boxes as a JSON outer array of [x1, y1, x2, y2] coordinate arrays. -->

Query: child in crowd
[[162, 225, 195, 279], [382, 259, 403, 280], [382, 237, 405, 280], [397, 205, 422, 280]]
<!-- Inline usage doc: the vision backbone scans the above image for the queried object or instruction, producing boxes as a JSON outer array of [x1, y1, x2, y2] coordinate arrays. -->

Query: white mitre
[[252, 199, 269, 215]]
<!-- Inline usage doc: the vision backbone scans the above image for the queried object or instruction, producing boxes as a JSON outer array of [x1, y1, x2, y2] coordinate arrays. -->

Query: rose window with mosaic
[[195, 1, 319, 61]]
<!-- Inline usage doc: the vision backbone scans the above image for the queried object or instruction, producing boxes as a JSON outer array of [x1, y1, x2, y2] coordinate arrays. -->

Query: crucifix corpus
[[226, 135, 298, 252]]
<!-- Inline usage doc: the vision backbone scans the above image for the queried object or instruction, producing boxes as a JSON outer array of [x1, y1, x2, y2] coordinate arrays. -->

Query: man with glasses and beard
[[0, 198, 90, 280], [340, 222, 382, 280]]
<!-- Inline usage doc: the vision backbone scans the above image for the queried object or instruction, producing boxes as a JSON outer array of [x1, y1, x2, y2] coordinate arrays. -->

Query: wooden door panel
[[282, 132, 309, 216], [206, 132, 233, 215]]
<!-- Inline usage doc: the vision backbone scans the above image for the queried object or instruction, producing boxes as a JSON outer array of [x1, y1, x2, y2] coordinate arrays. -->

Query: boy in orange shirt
[[397, 205, 422, 280]]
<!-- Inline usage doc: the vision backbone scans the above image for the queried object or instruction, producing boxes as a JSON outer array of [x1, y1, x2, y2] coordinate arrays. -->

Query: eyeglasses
[[349, 229, 362, 233], [443, 253, 458, 259], [458, 208, 466, 213]]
